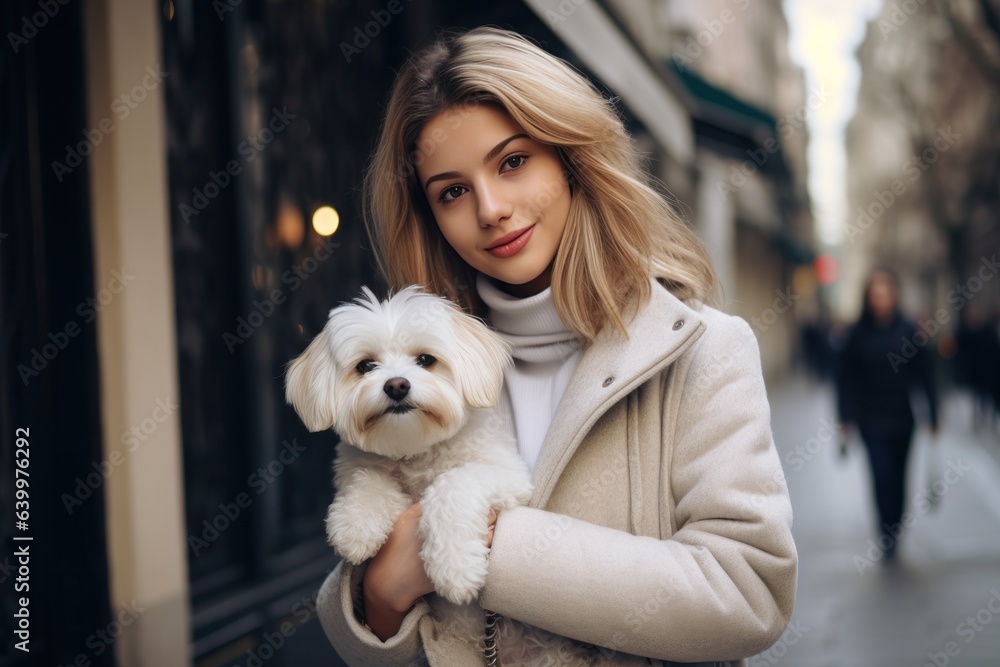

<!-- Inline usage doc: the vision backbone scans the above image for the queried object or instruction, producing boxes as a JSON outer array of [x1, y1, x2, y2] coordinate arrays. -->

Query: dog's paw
[[422, 538, 490, 605], [497, 478, 533, 509], [420, 504, 490, 604], [325, 503, 392, 564]]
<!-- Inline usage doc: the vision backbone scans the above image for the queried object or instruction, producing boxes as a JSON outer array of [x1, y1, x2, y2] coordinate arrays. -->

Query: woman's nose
[[476, 183, 512, 228]]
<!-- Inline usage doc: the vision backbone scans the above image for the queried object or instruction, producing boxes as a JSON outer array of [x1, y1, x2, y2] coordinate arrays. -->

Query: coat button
[[602, 376, 614, 387], [672, 319, 685, 331]]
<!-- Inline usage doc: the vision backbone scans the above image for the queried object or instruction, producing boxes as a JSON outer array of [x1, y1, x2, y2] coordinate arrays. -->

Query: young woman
[[316, 27, 797, 666], [836, 268, 939, 563]]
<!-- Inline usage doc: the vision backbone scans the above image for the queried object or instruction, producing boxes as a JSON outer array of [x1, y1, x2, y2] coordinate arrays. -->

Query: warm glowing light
[[277, 202, 305, 249], [312, 206, 340, 236], [792, 265, 818, 299]]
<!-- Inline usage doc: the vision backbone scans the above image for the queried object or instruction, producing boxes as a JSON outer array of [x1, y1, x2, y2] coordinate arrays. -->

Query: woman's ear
[[284, 327, 338, 432], [448, 306, 512, 408]]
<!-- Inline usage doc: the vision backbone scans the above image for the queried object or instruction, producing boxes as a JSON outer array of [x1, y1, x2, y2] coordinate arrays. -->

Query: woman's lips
[[486, 225, 535, 258]]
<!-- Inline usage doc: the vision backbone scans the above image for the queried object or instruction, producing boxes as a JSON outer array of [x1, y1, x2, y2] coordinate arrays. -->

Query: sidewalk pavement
[[751, 375, 1000, 667]]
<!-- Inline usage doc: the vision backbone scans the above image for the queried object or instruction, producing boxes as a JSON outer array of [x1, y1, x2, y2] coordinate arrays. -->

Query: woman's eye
[[356, 359, 376, 374], [502, 155, 527, 171], [416, 354, 437, 368], [439, 185, 466, 203]]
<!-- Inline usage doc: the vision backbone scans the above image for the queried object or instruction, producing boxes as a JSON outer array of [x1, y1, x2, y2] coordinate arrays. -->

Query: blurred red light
[[813, 254, 839, 285]]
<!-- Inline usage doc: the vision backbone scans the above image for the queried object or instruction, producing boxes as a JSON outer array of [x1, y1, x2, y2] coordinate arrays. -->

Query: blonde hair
[[363, 27, 718, 344]]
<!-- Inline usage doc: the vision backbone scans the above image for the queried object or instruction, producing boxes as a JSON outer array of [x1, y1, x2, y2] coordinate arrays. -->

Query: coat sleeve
[[835, 325, 861, 426], [315, 559, 430, 667], [911, 328, 939, 429], [479, 315, 798, 662]]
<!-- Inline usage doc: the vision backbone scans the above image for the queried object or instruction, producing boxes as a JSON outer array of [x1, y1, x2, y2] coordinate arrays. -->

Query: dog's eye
[[355, 359, 376, 374], [415, 354, 436, 368]]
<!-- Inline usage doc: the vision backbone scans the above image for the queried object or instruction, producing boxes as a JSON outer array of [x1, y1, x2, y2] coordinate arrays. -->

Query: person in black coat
[[836, 268, 939, 561]]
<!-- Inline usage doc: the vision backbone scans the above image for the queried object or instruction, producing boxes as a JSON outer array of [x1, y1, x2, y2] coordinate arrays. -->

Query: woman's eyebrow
[[482, 133, 529, 165], [423, 133, 530, 191]]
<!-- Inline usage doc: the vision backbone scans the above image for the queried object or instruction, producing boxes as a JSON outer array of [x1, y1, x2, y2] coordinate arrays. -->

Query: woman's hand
[[362, 503, 434, 641], [486, 507, 498, 547], [362, 503, 501, 641]]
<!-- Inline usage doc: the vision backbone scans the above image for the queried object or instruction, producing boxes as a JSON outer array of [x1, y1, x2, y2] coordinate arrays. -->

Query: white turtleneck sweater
[[476, 274, 584, 473]]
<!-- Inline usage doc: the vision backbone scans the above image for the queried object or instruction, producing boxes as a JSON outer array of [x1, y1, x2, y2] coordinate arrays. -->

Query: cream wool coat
[[317, 278, 798, 666]]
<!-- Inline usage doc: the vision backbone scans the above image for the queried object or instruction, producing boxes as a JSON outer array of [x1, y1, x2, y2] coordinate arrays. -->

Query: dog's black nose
[[383, 377, 410, 401]]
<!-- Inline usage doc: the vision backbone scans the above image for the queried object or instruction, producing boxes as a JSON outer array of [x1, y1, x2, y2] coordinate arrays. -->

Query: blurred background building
[[604, 0, 819, 379], [844, 0, 1000, 327], [4, 0, 998, 666]]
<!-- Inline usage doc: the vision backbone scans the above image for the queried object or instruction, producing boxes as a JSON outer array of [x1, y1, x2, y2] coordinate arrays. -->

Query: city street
[[759, 376, 1000, 667]]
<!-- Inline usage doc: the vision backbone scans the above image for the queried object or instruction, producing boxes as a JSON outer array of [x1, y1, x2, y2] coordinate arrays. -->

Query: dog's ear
[[448, 306, 512, 408], [285, 326, 338, 432]]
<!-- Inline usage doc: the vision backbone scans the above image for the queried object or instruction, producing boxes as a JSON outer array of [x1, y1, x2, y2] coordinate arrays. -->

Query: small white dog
[[284, 285, 533, 609]]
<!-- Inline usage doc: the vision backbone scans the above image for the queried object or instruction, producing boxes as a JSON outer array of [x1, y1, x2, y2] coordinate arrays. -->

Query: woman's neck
[[489, 263, 553, 298]]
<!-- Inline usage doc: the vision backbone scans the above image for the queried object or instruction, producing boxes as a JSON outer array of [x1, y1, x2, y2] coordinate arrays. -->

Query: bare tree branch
[[935, 0, 1000, 90]]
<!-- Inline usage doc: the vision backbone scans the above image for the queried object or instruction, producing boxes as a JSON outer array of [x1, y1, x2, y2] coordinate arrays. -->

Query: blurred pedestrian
[[835, 268, 939, 562], [800, 313, 835, 381]]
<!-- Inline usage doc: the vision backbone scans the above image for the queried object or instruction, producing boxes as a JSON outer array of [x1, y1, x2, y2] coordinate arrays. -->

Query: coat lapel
[[528, 278, 707, 508]]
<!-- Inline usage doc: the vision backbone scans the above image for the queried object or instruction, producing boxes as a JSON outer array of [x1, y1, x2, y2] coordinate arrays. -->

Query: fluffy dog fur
[[285, 286, 542, 658]]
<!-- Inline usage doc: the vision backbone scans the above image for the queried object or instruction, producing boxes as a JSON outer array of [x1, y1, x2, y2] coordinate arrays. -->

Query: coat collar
[[528, 278, 707, 508]]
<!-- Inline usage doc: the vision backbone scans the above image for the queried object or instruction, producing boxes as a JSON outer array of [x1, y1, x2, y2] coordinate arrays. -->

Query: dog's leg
[[419, 462, 531, 604], [326, 467, 410, 564]]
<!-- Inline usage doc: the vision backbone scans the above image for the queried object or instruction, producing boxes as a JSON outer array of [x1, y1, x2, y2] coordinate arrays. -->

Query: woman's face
[[867, 272, 897, 321], [415, 104, 572, 297]]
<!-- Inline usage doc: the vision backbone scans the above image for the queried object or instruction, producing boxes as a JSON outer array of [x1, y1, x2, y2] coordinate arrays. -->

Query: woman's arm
[[912, 329, 940, 432], [834, 326, 860, 429], [315, 504, 433, 666], [479, 315, 797, 662]]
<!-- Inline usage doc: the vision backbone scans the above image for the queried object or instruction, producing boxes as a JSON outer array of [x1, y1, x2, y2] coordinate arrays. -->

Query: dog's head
[[285, 286, 511, 458]]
